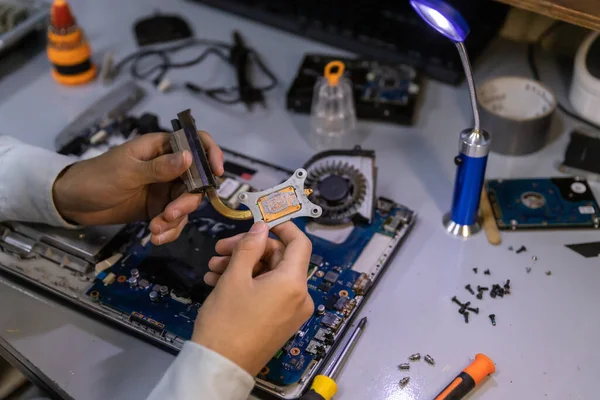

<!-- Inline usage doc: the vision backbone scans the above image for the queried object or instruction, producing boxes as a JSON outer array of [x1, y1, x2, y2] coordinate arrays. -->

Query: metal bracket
[[238, 168, 322, 228]]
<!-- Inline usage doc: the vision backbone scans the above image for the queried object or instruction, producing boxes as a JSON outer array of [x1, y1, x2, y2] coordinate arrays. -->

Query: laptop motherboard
[[0, 133, 415, 398]]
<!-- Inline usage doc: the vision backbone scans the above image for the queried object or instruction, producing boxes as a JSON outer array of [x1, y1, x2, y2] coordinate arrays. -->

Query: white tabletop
[[1, 1, 599, 399]]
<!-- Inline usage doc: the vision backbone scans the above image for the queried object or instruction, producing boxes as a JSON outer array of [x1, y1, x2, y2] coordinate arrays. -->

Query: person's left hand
[[53, 131, 223, 245]]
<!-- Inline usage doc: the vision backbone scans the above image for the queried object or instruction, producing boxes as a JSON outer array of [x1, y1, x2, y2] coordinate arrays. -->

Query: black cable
[[111, 37, 278, 106], [527, 22, 600, 131]]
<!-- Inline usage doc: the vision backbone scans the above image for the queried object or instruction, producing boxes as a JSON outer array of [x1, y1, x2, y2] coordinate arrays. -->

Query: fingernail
[[249, 221, 267, 233], [172, 210, 180, 220], [182, 150, 191, 165], [156, 234, 164, 245]]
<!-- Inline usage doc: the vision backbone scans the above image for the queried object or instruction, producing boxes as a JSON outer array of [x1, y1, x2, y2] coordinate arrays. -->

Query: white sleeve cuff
[[147, 341, 255, 400], [0, 136, 79, 228]]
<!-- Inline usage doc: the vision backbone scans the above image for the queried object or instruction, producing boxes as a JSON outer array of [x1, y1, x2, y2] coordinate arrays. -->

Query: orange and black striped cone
[[47, 0, 96, 85]]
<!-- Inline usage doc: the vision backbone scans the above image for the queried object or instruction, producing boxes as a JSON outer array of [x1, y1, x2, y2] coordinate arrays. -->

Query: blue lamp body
[[445, 129, 491, 236]]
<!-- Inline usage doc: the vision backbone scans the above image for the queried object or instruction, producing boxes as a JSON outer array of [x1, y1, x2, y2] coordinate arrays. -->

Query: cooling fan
[[304, 147, 377, 225]]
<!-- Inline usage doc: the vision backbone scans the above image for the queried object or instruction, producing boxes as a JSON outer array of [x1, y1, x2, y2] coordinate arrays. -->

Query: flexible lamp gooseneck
[[410, 0, 491, 238]]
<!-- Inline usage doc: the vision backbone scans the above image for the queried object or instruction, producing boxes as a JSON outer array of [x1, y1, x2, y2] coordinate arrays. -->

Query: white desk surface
[[0, 1, 598, 399]]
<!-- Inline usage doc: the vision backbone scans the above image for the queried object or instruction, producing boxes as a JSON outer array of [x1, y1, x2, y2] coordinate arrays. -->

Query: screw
[[532, 256, 538, 261], [465, 284, 475, 295], [490, 290, 497, 299], [476, 292, 484, 300], [451, 296, 464, 307], [408, 353, 421, 361], [489, 314, 496, 326], [459, 301, 471, 314], [399, 377, 410, 387], [477, 286, 489, 292], [546, 271, 552, 276], [504, 280, 511, 289], [497, 288, 505, 298], [463, 311, 470, 323], [467, 306, 479, 314], [484, 269, 491, 275], [473, 268, 478, 274], [516, 246, 527, 254], [398, 363, 410, 370], [424, 354, 435, 365], [526, 267, 532, 273]]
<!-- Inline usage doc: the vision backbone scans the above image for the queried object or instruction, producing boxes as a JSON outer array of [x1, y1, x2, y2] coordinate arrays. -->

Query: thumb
[[142, 150, 192, 184], [225, 222, 268, 279]]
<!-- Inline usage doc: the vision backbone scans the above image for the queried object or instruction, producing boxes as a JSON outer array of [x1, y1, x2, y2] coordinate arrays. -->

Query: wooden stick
[[480, 189, 501, 246]]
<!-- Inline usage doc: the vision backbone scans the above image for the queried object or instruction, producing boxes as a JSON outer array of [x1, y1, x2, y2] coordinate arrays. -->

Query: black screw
[[497, 288, 505, 298], [464, 311, 470, 323], [459, 301, 471, 314], [451, 296, 464, 307], [504, 280, 511, 289], [490, 290, 497, 299], [473, 268, 478, 274], [477, 286, 489, 291], [484, 269, 491, 275], [526, 267, 532, 273], [476, 292, 484, 300], [465, 284, 475, 295], [489, 314, 496, 326], [467, 306, 479, 314], [516, 246, 527, 254]]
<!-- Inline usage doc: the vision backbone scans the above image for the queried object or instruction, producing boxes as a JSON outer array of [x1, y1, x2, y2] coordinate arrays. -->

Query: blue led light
[[410, 0, 470, 42]]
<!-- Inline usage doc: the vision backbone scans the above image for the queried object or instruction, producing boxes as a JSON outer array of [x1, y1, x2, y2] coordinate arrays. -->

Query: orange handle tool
[[434, 354, 495, 400]]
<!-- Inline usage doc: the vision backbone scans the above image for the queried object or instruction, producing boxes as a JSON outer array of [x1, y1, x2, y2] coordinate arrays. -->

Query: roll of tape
[[477, 76, 557, 155]]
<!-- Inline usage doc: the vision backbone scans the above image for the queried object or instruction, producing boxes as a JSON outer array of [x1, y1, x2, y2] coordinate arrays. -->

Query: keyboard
[[190, 0, 509, 85]]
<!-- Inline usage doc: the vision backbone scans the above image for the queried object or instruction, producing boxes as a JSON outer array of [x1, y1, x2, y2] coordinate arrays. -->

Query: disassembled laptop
[[0, 108, 416, 399]]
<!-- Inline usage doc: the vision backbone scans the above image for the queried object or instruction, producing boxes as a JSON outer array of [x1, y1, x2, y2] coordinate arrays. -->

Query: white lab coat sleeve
[[0, 135, 78, 228], [147, 340, 255, 400]]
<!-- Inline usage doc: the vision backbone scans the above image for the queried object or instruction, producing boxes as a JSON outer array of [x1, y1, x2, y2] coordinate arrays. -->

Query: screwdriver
[[300, 317, 367, 400], [434, 353, 496, 400]]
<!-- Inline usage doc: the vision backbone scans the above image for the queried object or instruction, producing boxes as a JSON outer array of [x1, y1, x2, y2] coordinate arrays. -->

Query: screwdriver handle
[[434, 353, 495, 400], [300, 375, 337, 400]]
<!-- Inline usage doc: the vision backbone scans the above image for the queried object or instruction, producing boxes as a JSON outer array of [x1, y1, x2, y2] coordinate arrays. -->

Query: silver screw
[[424, 354, 435, 365], [399, 377, 410, 387], [532, 256, 538, 261], [398, 363, 410, 370], [130, 269, 139, 278], [408, 353, 421, 361]]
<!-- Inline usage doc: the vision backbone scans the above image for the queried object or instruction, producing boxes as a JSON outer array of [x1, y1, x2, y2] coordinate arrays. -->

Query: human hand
[[192, 221, 314, 376], [53, 132, 223, 245]]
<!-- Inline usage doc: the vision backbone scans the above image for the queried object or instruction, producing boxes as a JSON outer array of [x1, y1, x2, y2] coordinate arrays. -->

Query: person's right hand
[[192, 221, 314, 376]]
